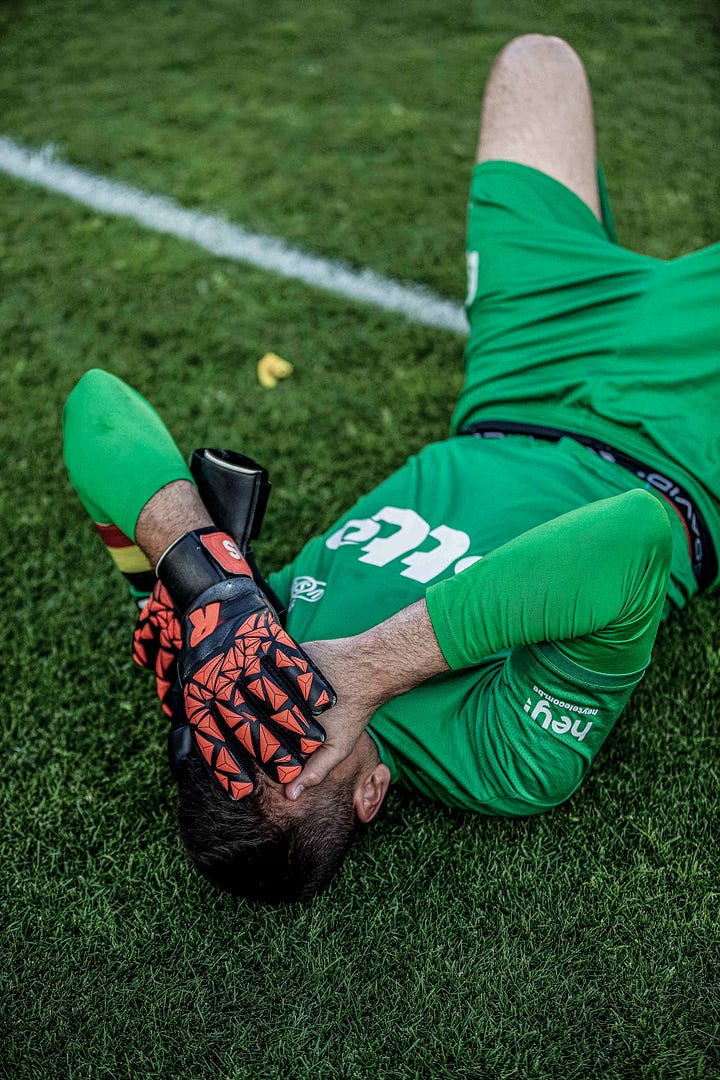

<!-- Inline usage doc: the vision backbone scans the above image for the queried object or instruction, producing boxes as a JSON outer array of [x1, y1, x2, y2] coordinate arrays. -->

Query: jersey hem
[[531, 641, 647, 689], [470, 160, 614, 243]]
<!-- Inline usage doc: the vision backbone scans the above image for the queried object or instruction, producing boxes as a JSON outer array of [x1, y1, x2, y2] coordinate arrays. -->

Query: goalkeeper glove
[[157, 527, 335, 799], [132, 580, 182, 717]]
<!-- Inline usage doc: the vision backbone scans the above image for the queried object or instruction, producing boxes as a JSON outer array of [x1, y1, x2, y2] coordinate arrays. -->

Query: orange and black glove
[[132, 581, 182, 717], [156, 527, 335, 799]]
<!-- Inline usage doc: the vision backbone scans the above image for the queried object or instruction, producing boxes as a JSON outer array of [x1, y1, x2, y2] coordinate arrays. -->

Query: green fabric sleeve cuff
[[365, 726, 399, 784], [63, 368, 193, 539], [533, 641, 648, 688], [425, 581, 466, 670]]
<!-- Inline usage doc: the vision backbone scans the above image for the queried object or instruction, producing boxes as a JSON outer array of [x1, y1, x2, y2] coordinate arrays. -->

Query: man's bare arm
[[285, 600, 449, 800]]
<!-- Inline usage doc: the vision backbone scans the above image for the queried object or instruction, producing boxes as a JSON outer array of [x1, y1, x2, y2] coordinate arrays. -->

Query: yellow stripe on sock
[[107, 543, 152, 574]]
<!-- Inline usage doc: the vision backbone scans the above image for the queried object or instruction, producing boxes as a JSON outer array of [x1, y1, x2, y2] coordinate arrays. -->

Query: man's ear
[[354, 763, 391, 824]]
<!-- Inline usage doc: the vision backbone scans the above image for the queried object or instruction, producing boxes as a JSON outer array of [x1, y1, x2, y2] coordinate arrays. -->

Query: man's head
[[176, 732, 390, 903]]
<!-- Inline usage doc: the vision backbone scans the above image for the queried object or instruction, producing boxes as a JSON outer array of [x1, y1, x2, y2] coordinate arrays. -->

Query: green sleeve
[[62, 368, 193, 539], [425, 489, 672, 676]]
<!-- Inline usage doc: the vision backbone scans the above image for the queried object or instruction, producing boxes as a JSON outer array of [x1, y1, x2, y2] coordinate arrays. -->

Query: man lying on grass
[[64, 35, 720, 903]]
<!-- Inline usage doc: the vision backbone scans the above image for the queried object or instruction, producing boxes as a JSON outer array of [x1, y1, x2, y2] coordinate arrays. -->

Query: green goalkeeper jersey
[[265, 431, 679, 812], [64, 370, 682, 816]]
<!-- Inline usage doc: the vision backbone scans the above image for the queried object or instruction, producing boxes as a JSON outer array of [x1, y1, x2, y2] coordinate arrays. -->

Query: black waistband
[[461, 419, 717, 593]]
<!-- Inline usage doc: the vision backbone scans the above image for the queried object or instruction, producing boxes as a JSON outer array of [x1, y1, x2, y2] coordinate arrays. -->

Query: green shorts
[[452, 161, 720, 580]]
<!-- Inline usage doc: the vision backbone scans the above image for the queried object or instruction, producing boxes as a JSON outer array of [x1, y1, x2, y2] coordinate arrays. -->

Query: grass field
[[1, 1, 719, 1077]]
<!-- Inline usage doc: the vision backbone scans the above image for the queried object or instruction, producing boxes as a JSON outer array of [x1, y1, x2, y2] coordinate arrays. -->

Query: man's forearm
[[335, 599, 449, 706], [286, 600, 449, 799]]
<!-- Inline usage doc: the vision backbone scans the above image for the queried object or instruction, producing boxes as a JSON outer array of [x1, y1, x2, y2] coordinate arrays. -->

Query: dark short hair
[[176, 756, 360, 904]]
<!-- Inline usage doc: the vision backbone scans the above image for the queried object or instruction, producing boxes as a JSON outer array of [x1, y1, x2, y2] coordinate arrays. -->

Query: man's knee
[[490, 33, 587, 91], [494, 33, 583, 73], [477, 32, 599, 216]]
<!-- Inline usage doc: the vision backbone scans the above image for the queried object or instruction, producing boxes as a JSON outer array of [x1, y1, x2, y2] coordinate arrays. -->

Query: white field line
[[0, 136, 468, 334]]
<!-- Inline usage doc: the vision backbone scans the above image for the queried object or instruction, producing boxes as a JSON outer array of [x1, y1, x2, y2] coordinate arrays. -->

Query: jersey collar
[[366, 726, 399, 784]]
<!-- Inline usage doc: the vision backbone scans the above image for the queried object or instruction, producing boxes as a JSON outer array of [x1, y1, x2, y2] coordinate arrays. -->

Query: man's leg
[[450, 33, 645, 439], [476, 34, 601, 221]]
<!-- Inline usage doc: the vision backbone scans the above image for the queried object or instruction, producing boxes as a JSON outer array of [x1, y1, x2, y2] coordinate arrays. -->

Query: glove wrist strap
[[190, 448, 270, 554], [157, 527, 251, 615]]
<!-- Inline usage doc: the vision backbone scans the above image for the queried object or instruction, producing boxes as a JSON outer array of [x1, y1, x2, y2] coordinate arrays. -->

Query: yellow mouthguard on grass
[[258, 352, 294, 388]]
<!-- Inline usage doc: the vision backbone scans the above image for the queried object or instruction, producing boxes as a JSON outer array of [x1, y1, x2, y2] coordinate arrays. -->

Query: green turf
[[1, 1, 719, 1077]]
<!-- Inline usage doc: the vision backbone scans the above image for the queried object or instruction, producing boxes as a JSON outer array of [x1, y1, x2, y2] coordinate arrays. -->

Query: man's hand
[[159, 528, 336, 799], [284, 599, 450, 801], [283, 637, 389, 798]]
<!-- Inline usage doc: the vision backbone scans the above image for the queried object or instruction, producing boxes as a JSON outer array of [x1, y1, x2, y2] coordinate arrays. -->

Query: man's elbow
[[621, 488, 674, 568]]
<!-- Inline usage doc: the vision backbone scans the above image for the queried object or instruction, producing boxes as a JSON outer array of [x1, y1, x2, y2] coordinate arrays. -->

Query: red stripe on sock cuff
[[94, 522, 134, 548]]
